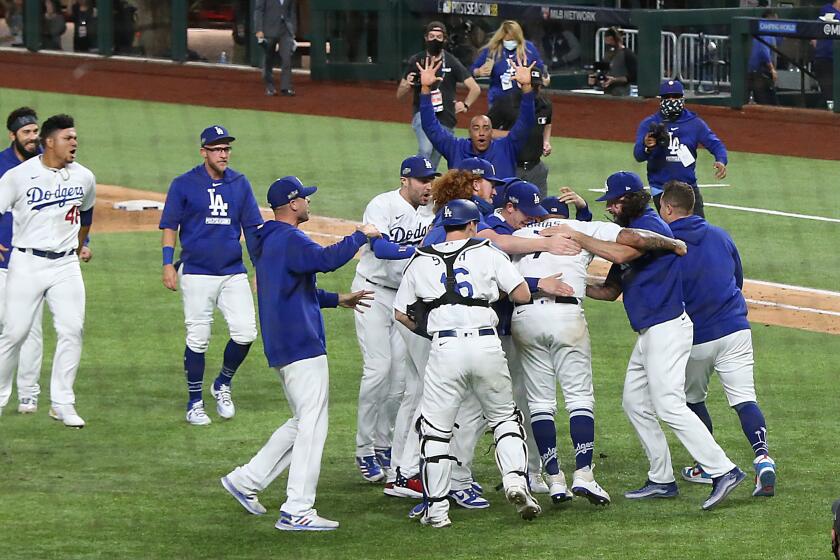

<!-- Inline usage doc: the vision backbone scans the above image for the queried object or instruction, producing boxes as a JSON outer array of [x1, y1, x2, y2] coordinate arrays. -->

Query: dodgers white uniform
[[352, 189, 434, 462], [394, 238, 533, 523], [510, 219, 620, 469], [0, 156, 95, 410]]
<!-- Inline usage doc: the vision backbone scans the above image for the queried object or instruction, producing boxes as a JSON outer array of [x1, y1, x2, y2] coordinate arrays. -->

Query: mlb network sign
[[438, 1, 498, 16]]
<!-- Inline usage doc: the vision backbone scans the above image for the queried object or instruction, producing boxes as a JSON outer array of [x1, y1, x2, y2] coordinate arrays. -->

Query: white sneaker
[[211, 384, 235, 419], [276, 510, 339, 531], [420, 513, 452, 528], [546, 472, 572, 503], [49, 404, 85, 428], [505, 484, 542, 521], [18, 397, 38, 414], [529, 472, 550, 494], [220, 476, 266, 515], [186, 400, 212, 426], [571, 467, 611, 505]]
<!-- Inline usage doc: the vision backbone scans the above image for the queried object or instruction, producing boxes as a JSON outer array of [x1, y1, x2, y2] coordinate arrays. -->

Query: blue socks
[[687, 401, 714, 434], [530, 413, 559, 475], [184, 347, 205, 405], [569, 409, 595, 470], [215, 339, 252, 390], [734, 401, 769, 456]]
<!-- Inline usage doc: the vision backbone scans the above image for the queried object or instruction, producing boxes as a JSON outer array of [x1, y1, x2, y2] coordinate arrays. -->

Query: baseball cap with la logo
[[400, 156, 441, 179], [504, 180, 548, 217], [267, 176, 318, 208], [201, 125, 236, 146], [596, 171, 645, 201]]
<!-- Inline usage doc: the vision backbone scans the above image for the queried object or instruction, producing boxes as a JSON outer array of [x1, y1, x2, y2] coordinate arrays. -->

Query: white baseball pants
[[622, 312, 736, 483], [501, 335, 542, 475], [179, 271, 257, 353], [420, 332, 528, 520], [685, 329, 756, 407], [352, 274, 406, 457], [226, 355, 329, 516], [0, 268, 44, 402], [0, 251, 84, 408]]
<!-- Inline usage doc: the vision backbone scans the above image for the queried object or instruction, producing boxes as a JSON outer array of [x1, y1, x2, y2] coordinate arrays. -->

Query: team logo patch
[[533, 193, 540, 204], [287, 189, 299, 200], [444, 206, 453, 218], [471, 167, 484, 176], [402, 167, 411, 175], [508, 195, 519, 204], [423, 158, 433, 169]]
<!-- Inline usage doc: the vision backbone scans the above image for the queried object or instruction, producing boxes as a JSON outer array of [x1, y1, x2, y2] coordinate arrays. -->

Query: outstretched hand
[[713, 162, 727, 180], [416, 56, 443, 91], [511, 59, 536, 88], [339, 290, 374, 312]]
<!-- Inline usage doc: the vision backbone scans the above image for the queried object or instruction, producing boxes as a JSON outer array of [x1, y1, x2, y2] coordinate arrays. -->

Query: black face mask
[[426, 39, 444, 56], [660, 98, 685, 121]]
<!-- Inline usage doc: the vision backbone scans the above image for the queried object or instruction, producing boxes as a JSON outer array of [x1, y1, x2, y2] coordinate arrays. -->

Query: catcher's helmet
[[440, 199, 481, 227]]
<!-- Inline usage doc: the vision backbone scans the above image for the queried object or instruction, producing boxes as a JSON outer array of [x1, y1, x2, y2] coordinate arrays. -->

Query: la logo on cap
[[424, 159, 432, 169], [533, 193, 540, 204], [214, 126, 224, 135], [444, 206, 453, 218]]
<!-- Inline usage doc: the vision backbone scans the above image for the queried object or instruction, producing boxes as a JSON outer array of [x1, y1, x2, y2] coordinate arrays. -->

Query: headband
[[9, 115, 37, 133]]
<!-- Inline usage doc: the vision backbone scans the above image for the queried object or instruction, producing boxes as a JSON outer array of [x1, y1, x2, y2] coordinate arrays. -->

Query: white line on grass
[[745, 299, 840, 317], [703, 203, 840, 223]]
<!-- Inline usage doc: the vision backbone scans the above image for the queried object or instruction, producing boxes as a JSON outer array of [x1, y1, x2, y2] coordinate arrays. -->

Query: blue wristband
[[163, 246, 175, 266]]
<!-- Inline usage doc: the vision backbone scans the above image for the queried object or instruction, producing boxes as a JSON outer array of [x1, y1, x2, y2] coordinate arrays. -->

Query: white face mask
[[503, 40, 518, 51]]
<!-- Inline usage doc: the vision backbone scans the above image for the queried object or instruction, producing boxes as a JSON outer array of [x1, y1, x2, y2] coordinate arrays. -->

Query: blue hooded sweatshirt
[[633, 109, 727, 196], [254, 220, 367, 369], [668, 215, 750, 345]]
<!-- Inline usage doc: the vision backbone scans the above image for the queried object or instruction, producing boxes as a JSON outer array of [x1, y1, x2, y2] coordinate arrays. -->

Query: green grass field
[[0, 88, 838, 559]]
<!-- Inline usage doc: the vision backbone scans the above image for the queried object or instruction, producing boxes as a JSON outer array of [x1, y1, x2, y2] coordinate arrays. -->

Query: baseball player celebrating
[[658, 181, 776, 497], [159, 126, 263, 425], [0, 107, 46, 414], [221, 177, 380, 531], [0, 114, 95, 427], [352, 156, 437, 482], [394, 199, 541, 528], [570, 171, 745, 510]]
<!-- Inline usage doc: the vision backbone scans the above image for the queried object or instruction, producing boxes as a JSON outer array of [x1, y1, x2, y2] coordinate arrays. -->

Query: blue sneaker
[[752, 455, 776, 497], [681, 464, 713, 485], [470, 481, 483, 495], [374, 447, 392, 470], [702, 467, 746, 510], [408, 501, 427, 520], [356, 455, 385, 483], [275, 510, 339, 531], [624, 480, 679, 500], [448, 487, 490, 509]]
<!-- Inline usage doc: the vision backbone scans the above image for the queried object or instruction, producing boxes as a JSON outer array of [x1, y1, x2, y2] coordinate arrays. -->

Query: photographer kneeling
[[587, 27, 636, 96], [633, 80, 728, 217]]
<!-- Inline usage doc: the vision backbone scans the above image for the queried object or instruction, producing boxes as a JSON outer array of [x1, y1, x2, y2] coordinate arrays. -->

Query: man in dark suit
[[255, 0, 297, 97]]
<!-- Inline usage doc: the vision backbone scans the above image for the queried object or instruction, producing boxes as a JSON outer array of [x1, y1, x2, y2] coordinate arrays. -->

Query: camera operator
[[588, 27, 636, 96], [633, 80, 727, 217]]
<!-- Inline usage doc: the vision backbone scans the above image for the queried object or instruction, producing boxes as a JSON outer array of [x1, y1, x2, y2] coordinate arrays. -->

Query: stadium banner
[[750, 17, 840, 39], [408, 1, 632, 26]]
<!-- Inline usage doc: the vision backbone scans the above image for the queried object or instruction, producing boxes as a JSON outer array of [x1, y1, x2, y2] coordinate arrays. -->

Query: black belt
[[436, 328, 496, 338], [517, 160, 542, 171], [516, 296, 580, 307], [18, 248, 75, 260], [363, 277, 397, 291]]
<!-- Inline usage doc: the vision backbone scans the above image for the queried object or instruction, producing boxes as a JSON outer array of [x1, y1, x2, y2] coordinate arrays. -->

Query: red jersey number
[[65, 206, 80, 225]]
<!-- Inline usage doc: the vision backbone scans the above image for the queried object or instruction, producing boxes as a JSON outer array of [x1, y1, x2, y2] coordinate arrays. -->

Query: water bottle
[[219, 51, 228, 64]]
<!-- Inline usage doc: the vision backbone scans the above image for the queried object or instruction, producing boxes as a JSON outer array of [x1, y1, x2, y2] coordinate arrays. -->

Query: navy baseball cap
[[505, 181, 548, 217], [659, 79, 685, 97], [457, 157, 504, 184], [267, 176, 317, 208], [596, 171, 645, 202], [541, 196, 569, 218], [401, 156, 440, 179], [200, 125, 235, 146]]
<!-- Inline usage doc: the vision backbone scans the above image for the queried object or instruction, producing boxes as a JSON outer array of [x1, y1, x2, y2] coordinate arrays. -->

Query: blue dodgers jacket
[[254, 220, 367, 369], [469, 41, 544, 106], [633, 109, 728, 196], [668, 215, 750, 345], [420, 91, 535, 178], [613, 207, 685, 332]]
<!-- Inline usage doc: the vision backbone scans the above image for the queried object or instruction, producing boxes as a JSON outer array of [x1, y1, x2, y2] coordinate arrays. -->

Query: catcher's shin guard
[[491, 408, 529, 487], [419, 416, 456, 519]]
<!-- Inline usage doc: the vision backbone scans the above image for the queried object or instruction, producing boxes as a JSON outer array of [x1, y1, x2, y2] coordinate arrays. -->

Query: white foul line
[[745, 298, 840, 317], [703, 203, 840, 224]]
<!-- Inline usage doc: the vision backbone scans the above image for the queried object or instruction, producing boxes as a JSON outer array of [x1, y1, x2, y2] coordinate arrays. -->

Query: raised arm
[[506, 61, 536, 152], [286, 226, 378, 274], [418, 57, 459, 162]]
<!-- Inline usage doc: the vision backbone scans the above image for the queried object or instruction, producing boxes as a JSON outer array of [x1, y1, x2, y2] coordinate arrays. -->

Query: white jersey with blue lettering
[[355, 189, 434, 289], [0, 155, 95, 253], [394, 238, 526, 334], [512, 218, 621, 298]]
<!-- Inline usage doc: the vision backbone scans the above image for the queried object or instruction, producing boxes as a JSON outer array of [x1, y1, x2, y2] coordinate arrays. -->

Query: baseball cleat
[[18, 397, 38, 414], [448, 487, 490, 509], [374, 447, 392, 479], [186, 400, 212, 426], [624, 480, 679, 500], [571, 467, 611, 506], [505, 485, 542, 521], [752, 455, 776, 497], [355, 455, 385, 483], [276, 510, 339, 531], [546, 472, 572, 504], [221, 476, 266, 515], [702, 467, 746, 511], [49, 404, 85, 428], [528, 472, 550, 494], [408, 501, 427, 520], [211, 383, 235, 419], [681, 463, 713, 485], [470, 481, 484, 495], [383, 471, 423, 498]]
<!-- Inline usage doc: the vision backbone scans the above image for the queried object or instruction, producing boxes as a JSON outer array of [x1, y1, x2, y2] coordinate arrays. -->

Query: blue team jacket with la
[[0, 146, 21, 270], [633, 110, 728, 196], [669, 215, 750, 345], [616, 208, 685, 332], [469, 41, 544, 106], [420, 91, 535, 178], [159, 164, 263, 276], [254, 220, 367, 369]]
